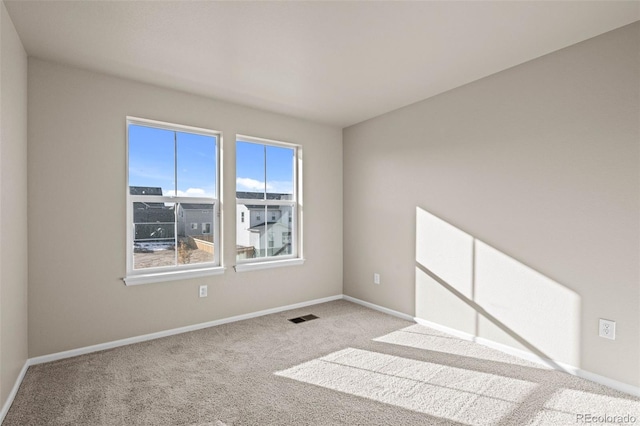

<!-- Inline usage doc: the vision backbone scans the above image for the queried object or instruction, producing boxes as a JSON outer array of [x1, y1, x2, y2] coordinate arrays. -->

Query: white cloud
[[163, 187, 215, 198], [179, 188, 205, 196], [236, 177, 294, 194], [236, 177, 273, 191], [267, 181, 294, 194]]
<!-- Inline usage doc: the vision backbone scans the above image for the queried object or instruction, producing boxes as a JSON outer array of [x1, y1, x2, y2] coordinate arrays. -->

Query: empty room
[[1, 1, 639, 425]]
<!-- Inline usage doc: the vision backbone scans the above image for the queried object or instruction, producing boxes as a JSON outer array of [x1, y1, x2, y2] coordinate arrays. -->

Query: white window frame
[[124, 117, 224, 285], [235, 135, 304, 272]]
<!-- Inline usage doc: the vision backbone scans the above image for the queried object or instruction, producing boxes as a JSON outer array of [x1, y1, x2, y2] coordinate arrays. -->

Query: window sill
[[234, 258, 305, 272], [124, 266, 225, 286]]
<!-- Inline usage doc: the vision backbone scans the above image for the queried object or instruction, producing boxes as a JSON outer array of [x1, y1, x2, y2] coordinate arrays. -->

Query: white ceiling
[[4, 1, 639, 128]]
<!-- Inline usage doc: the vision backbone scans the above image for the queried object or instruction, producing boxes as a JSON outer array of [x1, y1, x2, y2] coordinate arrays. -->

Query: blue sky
[[128, 125, 293, 197], [236, 140, 294, 194]]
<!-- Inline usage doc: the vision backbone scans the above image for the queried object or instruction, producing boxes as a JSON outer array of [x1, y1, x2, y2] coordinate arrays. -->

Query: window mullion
[[174, 203, 179, 267], [264, 205, 268, 258], [174, 131, 178, 266], [174, 131, 178, 197], [214, 200, 220, 265]]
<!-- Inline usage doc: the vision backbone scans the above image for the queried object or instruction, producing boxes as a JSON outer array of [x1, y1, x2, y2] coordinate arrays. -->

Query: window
[[125, 117, 222, 285], [241, 212, 245, 223], [236, 136, 302, 269]]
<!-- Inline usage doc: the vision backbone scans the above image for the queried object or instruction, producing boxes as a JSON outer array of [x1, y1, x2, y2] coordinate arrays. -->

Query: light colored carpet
[[4, 300, 639, 425]]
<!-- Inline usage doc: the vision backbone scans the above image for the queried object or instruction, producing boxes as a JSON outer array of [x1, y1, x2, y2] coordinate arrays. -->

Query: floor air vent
[[288, 314, 319, 324]]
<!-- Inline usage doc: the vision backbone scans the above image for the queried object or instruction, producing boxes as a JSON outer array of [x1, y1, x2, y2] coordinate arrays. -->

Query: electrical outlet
[[199, 285, 208, 298], [374, 273, 380, 285], [599, 319, 615, 340]]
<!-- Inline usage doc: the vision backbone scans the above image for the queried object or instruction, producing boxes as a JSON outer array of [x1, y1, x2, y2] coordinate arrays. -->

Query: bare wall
[[343, 23, 639, 387], [28, 58, 342, 358], [0, 1, 28, 407]]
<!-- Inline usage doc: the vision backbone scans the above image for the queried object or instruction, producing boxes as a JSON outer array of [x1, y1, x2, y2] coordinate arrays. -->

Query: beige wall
[[27, 58, 342, 357], [0, 1, 28, 407], [343, 23, 639, 387]]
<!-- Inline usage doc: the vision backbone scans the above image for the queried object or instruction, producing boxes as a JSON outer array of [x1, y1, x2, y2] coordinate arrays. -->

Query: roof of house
[[180, 203, 213, 210], [133, 203, 175, 223], [130, 186, 163, 196], [236, 191, 293, 201]]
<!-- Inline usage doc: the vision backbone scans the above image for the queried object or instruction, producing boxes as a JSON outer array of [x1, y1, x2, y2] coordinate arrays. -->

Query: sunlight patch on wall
[[416, 207, 473, 300], [416, 267, 477, 335], [415, 207, 477, 335], [474, 240, 581, 366], [415, 206, 581, 367]]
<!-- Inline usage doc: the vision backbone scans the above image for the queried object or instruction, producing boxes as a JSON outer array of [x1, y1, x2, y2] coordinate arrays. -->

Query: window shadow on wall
[[415, 206, 581, 369]]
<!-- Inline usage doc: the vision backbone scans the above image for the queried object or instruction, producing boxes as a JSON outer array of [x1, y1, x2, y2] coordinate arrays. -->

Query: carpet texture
[[4, 300, 639, 425]]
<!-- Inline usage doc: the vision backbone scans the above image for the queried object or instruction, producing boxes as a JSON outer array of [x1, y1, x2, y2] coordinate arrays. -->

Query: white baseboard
[[413, 317, 477, 342], [2, 294, 343, 422], [29, 294, 413, 367], [3, 293, 637, 422], [414, 317, 640, 398], [29, 294, 343, 366], [0, 359, 29, 424], [342, 295, 414, 322]]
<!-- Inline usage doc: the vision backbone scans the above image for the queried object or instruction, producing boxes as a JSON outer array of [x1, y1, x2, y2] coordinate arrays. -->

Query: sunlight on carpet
[[276, 347, 537, 425], [528, 388, 640, 425]]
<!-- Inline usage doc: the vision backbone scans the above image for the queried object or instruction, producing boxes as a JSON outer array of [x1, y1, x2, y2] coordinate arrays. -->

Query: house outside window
[[125, 117, 222, 285], [235, 135, 302, 268]]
